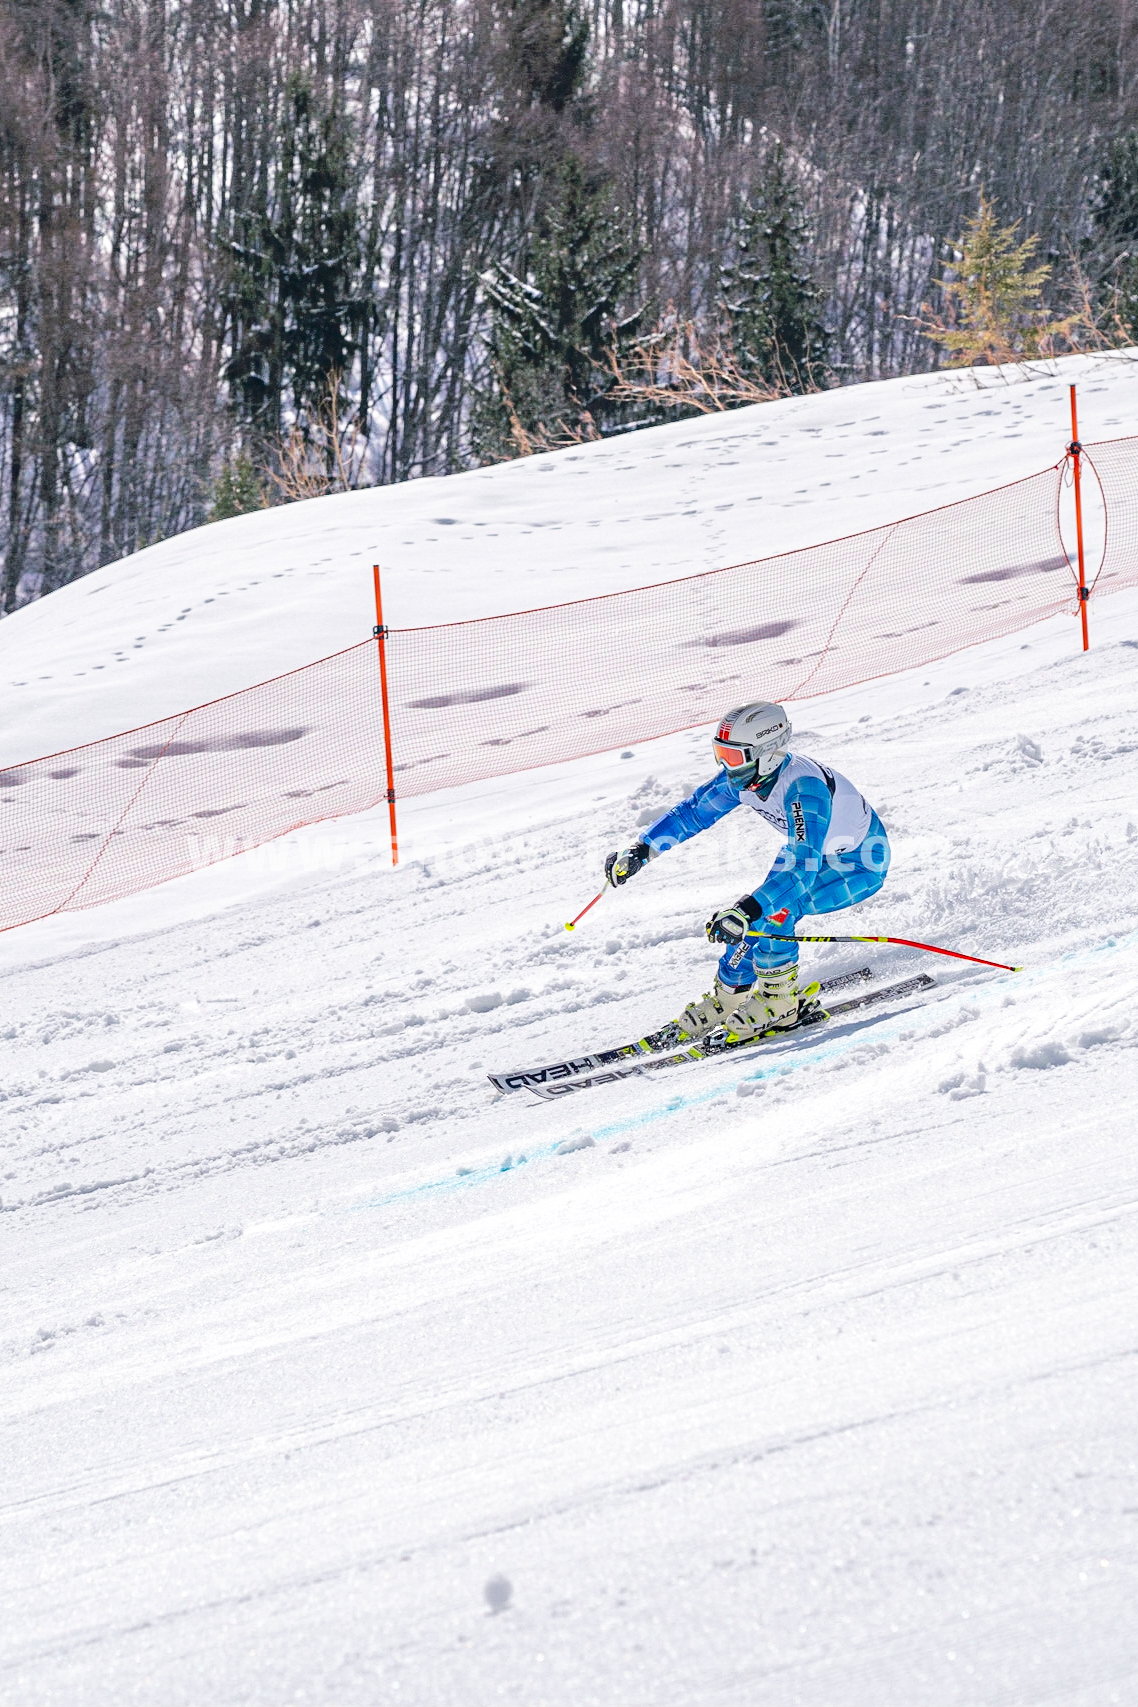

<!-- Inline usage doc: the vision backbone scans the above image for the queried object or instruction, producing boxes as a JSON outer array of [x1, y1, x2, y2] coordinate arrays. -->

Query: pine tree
[[208, 452, 268, 521], [720, 147, 829, 395], [496, 0, 589, 118], [473, 157, 646, 458], [222, 76, 366, 452], [760, 0, 810, 80], [921, 195, 1075, 366]]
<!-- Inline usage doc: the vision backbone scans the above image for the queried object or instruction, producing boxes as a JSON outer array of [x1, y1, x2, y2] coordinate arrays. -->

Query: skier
[[604, 701, 890, 1044]]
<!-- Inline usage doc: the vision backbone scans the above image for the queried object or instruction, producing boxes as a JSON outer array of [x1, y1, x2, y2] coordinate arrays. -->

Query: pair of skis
[[489, 967, 935, 1102]]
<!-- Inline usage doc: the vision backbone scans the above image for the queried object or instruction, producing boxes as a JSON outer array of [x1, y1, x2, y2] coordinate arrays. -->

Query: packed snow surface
[[3, 355, 1138, 1706]]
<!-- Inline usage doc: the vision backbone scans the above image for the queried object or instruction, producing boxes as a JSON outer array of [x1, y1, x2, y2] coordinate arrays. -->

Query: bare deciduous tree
[[2, 0, 1137, 614]]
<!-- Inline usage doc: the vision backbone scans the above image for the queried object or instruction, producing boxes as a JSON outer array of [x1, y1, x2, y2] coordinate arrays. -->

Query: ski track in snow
[[2, 357, 1138, 1706]]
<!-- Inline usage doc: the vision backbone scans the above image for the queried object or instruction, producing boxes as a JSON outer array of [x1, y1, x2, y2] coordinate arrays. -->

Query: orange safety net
[[1076, 435, 1138, 597], [387, 461, 1076, 796], [1, 440, 1135, 933], [0, 644, 388, 931]]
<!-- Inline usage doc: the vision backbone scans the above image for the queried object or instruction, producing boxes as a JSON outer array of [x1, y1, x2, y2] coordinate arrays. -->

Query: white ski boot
[[665, 978, 757, 1045], [721, 963, 821, 1043]]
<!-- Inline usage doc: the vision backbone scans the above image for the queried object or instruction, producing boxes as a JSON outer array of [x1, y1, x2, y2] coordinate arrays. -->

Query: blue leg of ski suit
[[642, 765, 891, 991], [717, 811, 891, 987]]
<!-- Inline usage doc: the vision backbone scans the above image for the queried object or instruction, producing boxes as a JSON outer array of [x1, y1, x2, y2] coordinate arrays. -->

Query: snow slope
[[1, 348, 1134, 765], [3, 355, 1138, 1707]]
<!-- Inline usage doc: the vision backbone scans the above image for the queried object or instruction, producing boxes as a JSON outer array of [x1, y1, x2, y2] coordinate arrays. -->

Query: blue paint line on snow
[[587, 1015, 917, 1143], [350, 1139, 565, 1211], [589, 927, 1138, 1144], [349, 932, 1138, 1214], [349, 1011, 921, 1214]]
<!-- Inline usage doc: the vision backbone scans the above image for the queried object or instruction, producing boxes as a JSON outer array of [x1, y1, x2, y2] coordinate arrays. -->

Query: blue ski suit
[[641, 754, 890, 988]]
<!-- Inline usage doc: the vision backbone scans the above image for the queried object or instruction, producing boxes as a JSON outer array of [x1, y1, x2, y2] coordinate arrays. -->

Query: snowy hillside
[[1, 349, 1135, 767], [3, 355, 1138, 1707]]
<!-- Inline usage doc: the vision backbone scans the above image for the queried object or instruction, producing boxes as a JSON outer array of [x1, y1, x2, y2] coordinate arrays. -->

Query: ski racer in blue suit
[[604, 700, 890, 1043]]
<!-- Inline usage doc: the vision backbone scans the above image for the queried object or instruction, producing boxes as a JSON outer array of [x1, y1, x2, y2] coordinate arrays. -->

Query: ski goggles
[[713, 739, 755, 773]]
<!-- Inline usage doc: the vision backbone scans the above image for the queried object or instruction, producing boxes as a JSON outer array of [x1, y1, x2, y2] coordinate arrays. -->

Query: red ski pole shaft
[[749, 930, 1022, 973], [565, 886, 608, 931]]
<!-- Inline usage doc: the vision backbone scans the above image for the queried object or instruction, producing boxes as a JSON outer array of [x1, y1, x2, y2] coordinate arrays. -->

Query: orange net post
[[372, 563, 399, 866], [1068, 384, 1091, 651]]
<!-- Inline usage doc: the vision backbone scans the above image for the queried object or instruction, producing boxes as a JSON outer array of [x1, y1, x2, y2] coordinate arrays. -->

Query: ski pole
[[748, 929, 1022, 973], [565, 885, 609, 931]]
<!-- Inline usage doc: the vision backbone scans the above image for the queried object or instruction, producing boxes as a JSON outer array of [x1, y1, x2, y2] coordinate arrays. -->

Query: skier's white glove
[[705, 895, 762, 945]]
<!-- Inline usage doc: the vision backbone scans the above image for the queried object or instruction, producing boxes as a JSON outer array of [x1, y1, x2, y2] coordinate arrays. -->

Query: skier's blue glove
[[705, 894, 762, 945], [605, 841, 651, 885]]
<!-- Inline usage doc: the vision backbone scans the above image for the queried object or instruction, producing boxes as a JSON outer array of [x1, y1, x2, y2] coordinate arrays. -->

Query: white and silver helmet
[[712, 701, 792, 785]]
